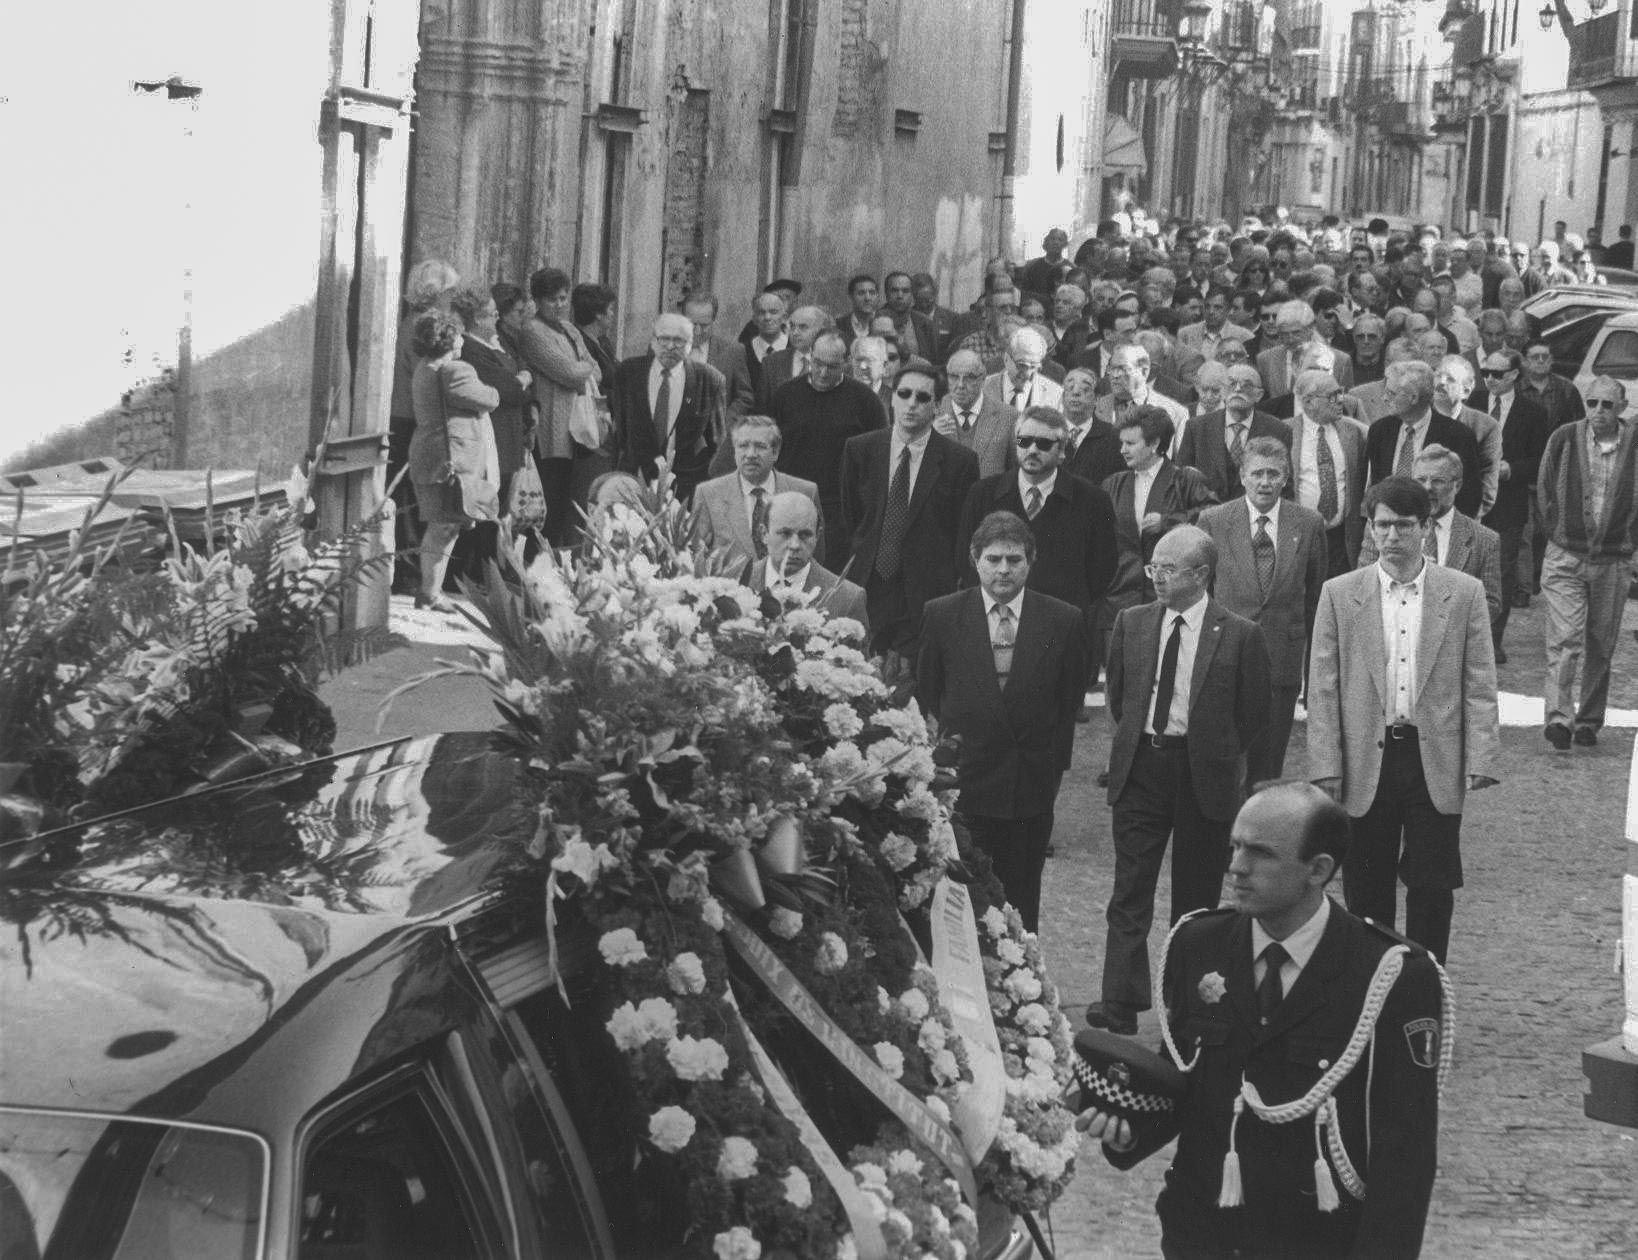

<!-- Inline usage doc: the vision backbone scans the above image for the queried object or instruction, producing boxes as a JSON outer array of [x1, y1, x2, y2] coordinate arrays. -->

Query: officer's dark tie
[[1257, 941, 1290, 1026], [1151, 614, 1184, 736], [1253, 514, 1275, 595], [876, 446, 912, 577], [751, 486, 769, 558]]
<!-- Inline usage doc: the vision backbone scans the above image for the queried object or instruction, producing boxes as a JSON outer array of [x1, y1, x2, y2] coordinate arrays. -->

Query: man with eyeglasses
[[1307, 475, 1499, 964], [1177, 362, 1288, 502], [1288, 368, 1369, 578], [1087, 524, 1271, 1035], [1097, 344, 1191, 458], [1365, 360, 1483, 519], [1517, 339, 1586, 596], [1537, 376, 1638, 750], [932, 348, 1015, 477], [609, 312, 727, 501], [1072, 305, 1141, 380], [1258, 301, 1355, 402], [956, 404, 1117, 647], [842, 362, 979, 660], [983, 326, 1063, 416], [1468, 350, 1552, 662], [769, 330, 886, 569], [953, 284, 1023, 375]]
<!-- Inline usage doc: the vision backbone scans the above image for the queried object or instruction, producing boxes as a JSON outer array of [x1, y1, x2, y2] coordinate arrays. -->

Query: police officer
[[1079, 781, 1448, 1259]]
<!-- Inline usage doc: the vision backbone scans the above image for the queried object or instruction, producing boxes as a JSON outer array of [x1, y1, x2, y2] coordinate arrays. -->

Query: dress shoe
[[1544, 724, 1572, 752], [1097, 770, 1110, 787], [1573, 727, 1598, 747], [1494, 646, 1508, 665], [1084, 1001, 1138, 1036], [1076, 705, 1091, 724]]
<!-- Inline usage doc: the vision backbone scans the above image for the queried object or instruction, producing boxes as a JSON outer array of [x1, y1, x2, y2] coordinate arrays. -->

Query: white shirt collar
[[1376, 558, 1428, 594], [1018, 470, 1058, 502], [767, 559, 812, 592], [1245, 496, 1281, 530], [1252, 894, 1333, 961], [739, 472, 773, 498], [892, 427, 933, 454], [983, 589, 1026, 620], [1170, 592, 1209, 630]]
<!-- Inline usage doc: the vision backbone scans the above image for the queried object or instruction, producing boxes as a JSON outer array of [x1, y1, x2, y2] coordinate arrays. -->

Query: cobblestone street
[[326, 594, 1638, 1258]]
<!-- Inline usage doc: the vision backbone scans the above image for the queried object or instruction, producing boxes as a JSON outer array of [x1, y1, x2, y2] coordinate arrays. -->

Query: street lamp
[[1540, 2, 1556, 27]]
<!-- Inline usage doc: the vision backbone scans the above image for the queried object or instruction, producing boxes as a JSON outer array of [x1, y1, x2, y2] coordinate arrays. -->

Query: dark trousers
[[1103, 744, 1231, 1011], [1246, 683, 1302, 791], [964, 811, 1055, 934], [1342, 730, 1463, 964], [1490, 521, 1525, 644], [864, 571, 918, 658], [538, 455, 577, 549], [1323, 524, 1351, 579], [388, 415, 421, 592]]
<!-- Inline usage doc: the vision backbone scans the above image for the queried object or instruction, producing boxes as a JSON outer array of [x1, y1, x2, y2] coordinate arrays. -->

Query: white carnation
[[667, 1035, 730, 1081], [701, 897, 726, 930], [873, 1042, 906, 1079], [823, 702, 865, 740], [879, 832, 918, 872], [898, 988, 930, 1022], [768, 908, 804, 939], [717, 1136, 759, 1180], [666, 952, 707, 995], [712, 1225, 762, 1260], [782, 1167, 813, 1208], [997, 938, 1026, 967], [550, 834, 620, 886], [648, 1105, 696, 1153], [815, 932, 849, 974], [598, 928, 648, 967], [886, 1149, 923, 1176]]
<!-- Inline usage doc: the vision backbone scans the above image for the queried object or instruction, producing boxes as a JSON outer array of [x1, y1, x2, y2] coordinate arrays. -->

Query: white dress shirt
[[1426, 508, 1453, 565], [952, 401, 983, 433], [752, 332, 788, 362], [1245, 496, 1281, 554], [1007, 375, 1043, 411], [1017, 469, 1058, 513], [739, 473, 775, 530], [1133, 461, 1163, 523], [1377, 560, 1426, 723], [889, 428, 933, 497], [648, 359, 684, 446], [765, 558, 812, 598], [1297, 415, 1346, 528], [1252, 895, 1333, 990], [983, 588, 1026, 633], [1146, 593, 1208, 735]]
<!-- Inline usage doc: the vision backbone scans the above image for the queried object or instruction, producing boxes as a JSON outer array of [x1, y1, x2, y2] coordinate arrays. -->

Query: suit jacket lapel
[[1272, 505, 1302, 594], [1005, 592, 1046, 700], [1151, 461, 1177, 516], [1446, 512, 1473, 571], [1415, 567, 1455, 701], [1131, 603, 1164, 728], [1188, 601, 1227, 710], [1352, 568, 1386, 712], [907, 438, 945, 520], [959, 593, 1011, 719]]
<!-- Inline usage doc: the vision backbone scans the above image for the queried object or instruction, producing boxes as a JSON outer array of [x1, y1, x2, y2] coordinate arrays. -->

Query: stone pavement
[[323, 594, 1638, 1258]]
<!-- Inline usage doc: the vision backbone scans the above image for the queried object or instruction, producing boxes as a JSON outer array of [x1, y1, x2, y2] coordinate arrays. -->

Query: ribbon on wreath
[[929, 878, 1007, 1161], [722, 909, 980, 1206], [731, 999, 890, 1260]]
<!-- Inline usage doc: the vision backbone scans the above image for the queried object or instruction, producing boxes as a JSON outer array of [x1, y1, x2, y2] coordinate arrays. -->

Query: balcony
[[1111, 0, 1181, 78], [1430, 77, 1467, 132], [1567, 10, 1638, 92], [1379, 99, 1433, 140]]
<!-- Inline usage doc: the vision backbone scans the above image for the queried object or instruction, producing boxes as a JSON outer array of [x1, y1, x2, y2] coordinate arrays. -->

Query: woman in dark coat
[[453, 286, 533, 501]]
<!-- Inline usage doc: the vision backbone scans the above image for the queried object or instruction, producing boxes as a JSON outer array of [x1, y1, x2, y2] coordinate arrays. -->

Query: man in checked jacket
[[1080, 782, 1446, 1260]]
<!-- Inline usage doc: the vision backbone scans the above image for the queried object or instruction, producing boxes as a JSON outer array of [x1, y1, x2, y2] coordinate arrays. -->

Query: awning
[[1104, 113, 1148, 174]]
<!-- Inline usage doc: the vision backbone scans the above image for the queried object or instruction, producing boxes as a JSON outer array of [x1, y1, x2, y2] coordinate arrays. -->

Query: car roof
[[1, 733, 531, 1122]]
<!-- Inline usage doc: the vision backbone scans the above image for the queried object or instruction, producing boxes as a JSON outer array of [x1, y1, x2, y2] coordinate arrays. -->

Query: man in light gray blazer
[[743, 492, 868, 628], [934, 348, 1017, 477], [692, 414, 823, 568], [1285, 369, 1371, 577], [1308, 475, 1499, 964]]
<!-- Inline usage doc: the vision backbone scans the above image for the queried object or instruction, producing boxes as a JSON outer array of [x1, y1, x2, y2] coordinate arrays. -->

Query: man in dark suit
[[610, 313, 725, 501], [1087, 524, 1271, 1035], [1050, 283, 1094, 370], [755, 305, 834, 411], [740, 289, 790, 395], [1176, 363, 1288, 501], [1101, 406, 1219, 619], [881, 270, 941, 364], [1470, 349, 1552, 660], [955, 404, 1118, 618], [1060, 368, 1124, 487], [911, 271, 958, 362], [842, 362, 980, 660], [932, 349, 1017, 477], [1198, 438, 1328, 786], [1364, 360, 1482, 519], [1309, 476, 1500, 963], [742, 491, 868, 627], [684, 293, 755, 425], [918, 510, 1086, 932], [1084, 783, 1445, 1260]]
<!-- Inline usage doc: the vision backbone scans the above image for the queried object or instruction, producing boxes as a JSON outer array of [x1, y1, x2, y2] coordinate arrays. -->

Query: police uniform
[[1107, 900, 1445, 1260]]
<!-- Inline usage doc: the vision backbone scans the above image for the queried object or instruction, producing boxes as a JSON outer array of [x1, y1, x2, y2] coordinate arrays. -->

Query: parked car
[[1540, 310, 1617, 380], [1520, 285, 1638, 334], [1566, 310, 1638, 399], [0, 734, 1035, 1260]]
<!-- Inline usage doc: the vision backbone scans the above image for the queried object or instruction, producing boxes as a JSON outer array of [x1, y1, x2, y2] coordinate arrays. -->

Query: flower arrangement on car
[[402, 478, 1079, 1259]]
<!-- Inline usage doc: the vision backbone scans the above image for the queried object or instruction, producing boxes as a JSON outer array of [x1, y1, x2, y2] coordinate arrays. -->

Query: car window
[[1548, 316, 1609, 377], [1591, 329, 1638, 378], [1537, 303, 1596, 332], [299, 1084, 490, 1260]]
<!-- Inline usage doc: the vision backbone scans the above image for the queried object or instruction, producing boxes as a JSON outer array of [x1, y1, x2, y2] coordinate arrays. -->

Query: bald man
[[610, 312, 727, 500], [742, 491, 868, 626]]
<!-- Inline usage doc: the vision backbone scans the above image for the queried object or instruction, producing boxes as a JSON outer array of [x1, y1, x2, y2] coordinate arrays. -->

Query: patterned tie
[[1229, 421, 1247, 467], [1253, 514, 1275, 595], [1393, 423, 1417, 477], [1151, 614, 1185, 735], [1066, 426, 1082, 458], [1491, 394, 1503, 422], [1257, 941, 1290, 1026], [991, 603, 1016, 685], [1315, 426, 1339, 523], [1423, 519, 1439, 561], [876, 447, 912, 577], [1026, 487, 1044, 519], [653, 367, 673, 447], [751, 487, 769, 558]]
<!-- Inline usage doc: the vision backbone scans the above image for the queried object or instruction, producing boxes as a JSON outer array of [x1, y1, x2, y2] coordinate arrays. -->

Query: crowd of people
[[387, 210, 1638, 1257]]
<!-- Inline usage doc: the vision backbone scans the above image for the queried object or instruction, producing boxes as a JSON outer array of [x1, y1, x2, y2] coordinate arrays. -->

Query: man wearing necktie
[[982, 326, 1064, 414], [1365, 360, 1482, 519], [609, 313, 726, 501], [689, 414, 825, 567], [917, 511, 1086, 932], [1088, 525, 1271, 1036], [932, 349, 1016, 476], [1083, 782, 1446, 1260], [1175, 362, 1287, 502], [1308, 477, 1500, 964], [1198, 438, 1328, 789]]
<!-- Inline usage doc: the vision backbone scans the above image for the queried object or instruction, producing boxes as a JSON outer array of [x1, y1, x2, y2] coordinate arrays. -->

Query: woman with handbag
[[519, 267, 602, 547], [409, 310, 500, 612]]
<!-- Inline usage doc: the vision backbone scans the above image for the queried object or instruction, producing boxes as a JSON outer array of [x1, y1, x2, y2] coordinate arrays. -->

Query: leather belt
[[1144, 733, 1188, 751], [1386, 723, 1419, 740]]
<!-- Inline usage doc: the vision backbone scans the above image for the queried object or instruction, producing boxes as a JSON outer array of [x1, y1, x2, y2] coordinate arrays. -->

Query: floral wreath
[[401, 482, 1078, 1259]]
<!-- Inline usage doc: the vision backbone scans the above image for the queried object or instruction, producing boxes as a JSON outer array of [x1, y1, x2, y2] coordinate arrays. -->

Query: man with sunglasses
[[842, 362, 978, 661], [1538, 376, 1638, 750], [956, 405, 1118, 639]]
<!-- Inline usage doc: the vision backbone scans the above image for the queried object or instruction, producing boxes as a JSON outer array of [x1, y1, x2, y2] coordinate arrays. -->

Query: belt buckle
[[1149, 733, 1167, 749], [1389, 722, 1411, 740]]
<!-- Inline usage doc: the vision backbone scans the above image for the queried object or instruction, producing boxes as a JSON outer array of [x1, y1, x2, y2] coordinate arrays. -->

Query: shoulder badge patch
[[1198, 971, 1227, 1004], [1403, 1017, 1440, 1069]]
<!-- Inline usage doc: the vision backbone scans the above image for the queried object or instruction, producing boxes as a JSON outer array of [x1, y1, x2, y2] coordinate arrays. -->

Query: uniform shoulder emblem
[[1360, 914, 1431, 958], [1403, 1017, 1440, 1069]]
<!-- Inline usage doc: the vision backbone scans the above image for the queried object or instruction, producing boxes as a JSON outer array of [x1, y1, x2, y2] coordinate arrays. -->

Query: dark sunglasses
[[1015, 435, 1060, 451], [1480, 369, 1511, 378], [895, 387, 934, 404]]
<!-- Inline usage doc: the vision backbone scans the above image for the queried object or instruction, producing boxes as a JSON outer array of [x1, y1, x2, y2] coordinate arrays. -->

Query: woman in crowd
[[518, 267, 601, 547], [388, 259, 460, 590], [408, 310, 499, 612], [451, 286, 534, 573], [494, 283, 533, 367]]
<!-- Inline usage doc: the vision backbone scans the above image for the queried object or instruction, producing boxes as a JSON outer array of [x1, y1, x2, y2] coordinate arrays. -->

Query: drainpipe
[[998, 0, 1029, 259]]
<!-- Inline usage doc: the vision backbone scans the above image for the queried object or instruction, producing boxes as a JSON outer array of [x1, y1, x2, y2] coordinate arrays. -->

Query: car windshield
[[0, 1109, 266, 1259]]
